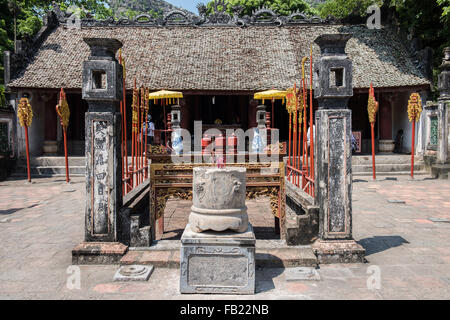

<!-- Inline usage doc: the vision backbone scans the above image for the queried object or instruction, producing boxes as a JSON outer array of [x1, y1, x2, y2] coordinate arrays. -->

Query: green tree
[[318, 0, 449, 91], [206, 0, 317, 16], [0, 1, 111, 105], [317, 0, 383, 19]]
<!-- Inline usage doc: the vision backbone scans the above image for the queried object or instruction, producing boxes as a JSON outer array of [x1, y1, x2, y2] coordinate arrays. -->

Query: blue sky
[[165, 1, 204, 14]]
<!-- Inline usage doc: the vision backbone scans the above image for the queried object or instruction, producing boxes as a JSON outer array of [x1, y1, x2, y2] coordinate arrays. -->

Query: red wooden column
[[379, 97, 393, 140], [248, 99, 258, 129]]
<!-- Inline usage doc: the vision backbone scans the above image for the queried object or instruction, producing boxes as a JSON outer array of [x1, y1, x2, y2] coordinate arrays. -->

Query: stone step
[[17, 156, 86, 167], [353, 170, 430, 177], [120, 240, 317, 268], [12, 166, 85, 177], [352, 155, 423, 165], [352, 163, 425, 173]]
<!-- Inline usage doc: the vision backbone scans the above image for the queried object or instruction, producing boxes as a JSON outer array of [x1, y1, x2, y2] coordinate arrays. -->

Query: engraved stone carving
[[189, 167, 248, 233]]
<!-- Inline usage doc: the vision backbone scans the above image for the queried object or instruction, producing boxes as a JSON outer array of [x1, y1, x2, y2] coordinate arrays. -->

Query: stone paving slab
[[0, 175, 449, 299]]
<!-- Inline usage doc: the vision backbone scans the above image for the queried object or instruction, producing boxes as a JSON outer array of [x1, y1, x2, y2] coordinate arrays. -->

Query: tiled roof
[[8, 24, 430, 91]]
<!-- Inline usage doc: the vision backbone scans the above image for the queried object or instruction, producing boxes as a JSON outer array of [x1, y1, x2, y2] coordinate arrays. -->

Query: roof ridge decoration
[[51, 0, 333, 28]]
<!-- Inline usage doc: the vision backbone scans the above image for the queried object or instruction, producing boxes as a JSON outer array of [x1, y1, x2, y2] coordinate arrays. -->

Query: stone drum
[[189, 167, 248, 233]]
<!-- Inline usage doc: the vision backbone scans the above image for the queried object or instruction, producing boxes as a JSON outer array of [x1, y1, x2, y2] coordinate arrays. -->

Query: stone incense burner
[[189, 167, 248, 233]]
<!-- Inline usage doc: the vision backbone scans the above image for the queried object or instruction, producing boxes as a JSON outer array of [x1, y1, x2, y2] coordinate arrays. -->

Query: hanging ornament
[[407, 93, 422, 122], [56, 89, 70, 130], [367, 83, 379, 124], [18, 98, 33, 128]]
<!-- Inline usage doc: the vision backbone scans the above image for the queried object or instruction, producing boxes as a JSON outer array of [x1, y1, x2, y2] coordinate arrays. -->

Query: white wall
[[392, 91, 421, 154], [16, 91, 45, 157]]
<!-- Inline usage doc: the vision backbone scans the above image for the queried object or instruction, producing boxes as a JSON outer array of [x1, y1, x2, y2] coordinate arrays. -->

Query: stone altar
[[180, 167, 255, 294], [189, 167, 248, 233]]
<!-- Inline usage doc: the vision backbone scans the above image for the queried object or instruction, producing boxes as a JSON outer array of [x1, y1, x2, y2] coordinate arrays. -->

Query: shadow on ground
[[255, 257, 284, 294], [358, 235, 409, 255]]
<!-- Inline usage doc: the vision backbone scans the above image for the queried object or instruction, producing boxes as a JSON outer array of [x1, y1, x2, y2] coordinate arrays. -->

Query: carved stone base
[[72, 242, 128, 265], [43, 140, 58, 154], [180, 223, 255, 295], [189, 210, 248, 233], [379, 140, 395, 153], [312, 239, 365, 264], [431, 163, 450, 179]]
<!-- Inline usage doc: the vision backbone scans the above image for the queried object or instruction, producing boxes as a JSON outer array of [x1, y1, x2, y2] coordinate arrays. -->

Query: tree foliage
[[318, 0, 449, 89], [317, 0, 383, 19], [206, 0, 317, 16], [0, 1, 111, 104]]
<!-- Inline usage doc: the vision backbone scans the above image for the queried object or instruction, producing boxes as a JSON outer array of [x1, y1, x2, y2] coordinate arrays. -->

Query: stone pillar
[[424, 102, 439, 155], [72, 38, 128, 264], [437, 47, 449, 164], [82, 38, 124, 243], [430, 47, 450, 179], [312, 34, 365, 263]]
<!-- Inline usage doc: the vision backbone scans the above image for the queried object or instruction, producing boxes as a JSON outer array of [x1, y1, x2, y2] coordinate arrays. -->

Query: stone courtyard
[[0, 174, 448, 300]]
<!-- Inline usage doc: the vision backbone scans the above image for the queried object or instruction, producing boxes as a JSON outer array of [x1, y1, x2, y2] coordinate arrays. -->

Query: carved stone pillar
[[72, 38, 127, 264], [82, 38, 123, 243], [312, 34, 365, 263], [437, 48, 449, 164], [431, 47, 450, 178]]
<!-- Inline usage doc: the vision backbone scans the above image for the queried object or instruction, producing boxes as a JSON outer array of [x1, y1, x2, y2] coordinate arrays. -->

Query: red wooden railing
[[119, 50, 149, 195], [286, 50, 315, 197]]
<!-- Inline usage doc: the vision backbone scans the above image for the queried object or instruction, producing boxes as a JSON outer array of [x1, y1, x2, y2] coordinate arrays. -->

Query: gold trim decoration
[[17, 97, 33, 128], [286, 87, 297, 115], [407, 92, 422, 122], [132, 87, 139, 133], [156, 188, 192, 219], [56, 88, 70, 130]]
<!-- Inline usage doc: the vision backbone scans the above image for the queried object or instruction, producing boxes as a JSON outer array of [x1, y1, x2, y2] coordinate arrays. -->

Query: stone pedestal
[[379, 140, 395, 153], [181, 166, 255, 294], [43, 140, 57, 154], [180, 223, 255, 294]]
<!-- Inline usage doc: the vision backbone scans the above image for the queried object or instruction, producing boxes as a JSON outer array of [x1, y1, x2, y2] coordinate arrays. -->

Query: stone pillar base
[[72, 242, 128, 265], [431, 163, 450, 179], [312, 239, 365, 264], [180, 224, 255, 295], [379, 140, 395, 153], [43, 140, 58, 154]]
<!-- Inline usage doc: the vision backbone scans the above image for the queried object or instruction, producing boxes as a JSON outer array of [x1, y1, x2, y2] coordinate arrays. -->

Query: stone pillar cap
[[314, 34, 352, 55], [83, 38, 123, 60]]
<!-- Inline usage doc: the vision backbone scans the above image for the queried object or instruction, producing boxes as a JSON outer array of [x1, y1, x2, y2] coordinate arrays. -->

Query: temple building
[[3, 5, 431, 158]]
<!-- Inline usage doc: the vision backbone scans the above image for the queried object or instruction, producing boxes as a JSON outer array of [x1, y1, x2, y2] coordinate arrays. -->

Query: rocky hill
[[108, 0, 195, 18]]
